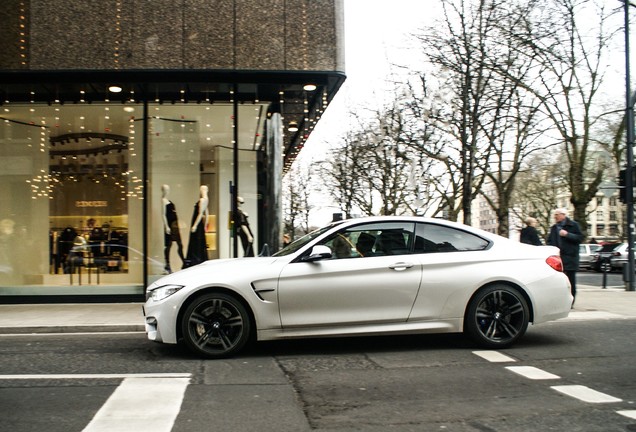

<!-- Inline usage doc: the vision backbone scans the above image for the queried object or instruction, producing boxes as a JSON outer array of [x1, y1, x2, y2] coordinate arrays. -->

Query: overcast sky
[[306, 1, 434, 148]]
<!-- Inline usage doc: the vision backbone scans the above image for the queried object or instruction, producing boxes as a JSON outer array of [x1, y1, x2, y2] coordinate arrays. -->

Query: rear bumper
[[527, 272, 573, 324]]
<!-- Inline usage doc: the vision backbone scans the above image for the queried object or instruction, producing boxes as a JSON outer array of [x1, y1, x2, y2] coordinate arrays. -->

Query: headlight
[[147, 284, 184, 302]]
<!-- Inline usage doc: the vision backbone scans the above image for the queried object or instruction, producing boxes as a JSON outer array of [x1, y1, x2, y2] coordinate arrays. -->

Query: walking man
[[547, 208, 583, 305]]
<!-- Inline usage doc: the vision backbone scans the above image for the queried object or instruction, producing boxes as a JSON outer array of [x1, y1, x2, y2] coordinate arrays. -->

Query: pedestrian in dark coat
[[546, 208, 583, 304], [520, 217, 542, 245]]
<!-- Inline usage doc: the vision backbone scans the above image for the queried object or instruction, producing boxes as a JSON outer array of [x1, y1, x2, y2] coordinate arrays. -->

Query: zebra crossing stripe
[[551, 385, 622, 404], [472, 351, 516, 362], [82, 377, 190, 432], [506, 366, 560, 380]]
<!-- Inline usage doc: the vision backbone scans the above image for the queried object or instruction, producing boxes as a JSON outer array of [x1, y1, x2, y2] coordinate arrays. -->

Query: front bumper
[[143, 298, 180, 344]]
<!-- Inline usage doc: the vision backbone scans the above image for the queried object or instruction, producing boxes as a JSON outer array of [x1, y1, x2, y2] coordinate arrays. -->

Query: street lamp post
[[624, 0, 635, 291]]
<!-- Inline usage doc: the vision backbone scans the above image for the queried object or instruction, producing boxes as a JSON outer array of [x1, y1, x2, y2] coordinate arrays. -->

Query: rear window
[[599, 243, 620, 252], [414, 223, 489, 253]]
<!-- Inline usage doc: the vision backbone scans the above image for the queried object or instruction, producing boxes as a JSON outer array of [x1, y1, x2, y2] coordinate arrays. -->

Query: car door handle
[[389, 262, 414, 271]]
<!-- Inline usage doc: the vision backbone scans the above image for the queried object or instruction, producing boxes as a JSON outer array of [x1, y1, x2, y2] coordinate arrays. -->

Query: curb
[[0, 324, 145, 335]]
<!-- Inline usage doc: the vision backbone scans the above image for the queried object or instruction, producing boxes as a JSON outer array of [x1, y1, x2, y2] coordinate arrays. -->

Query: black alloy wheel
[[181, 292, 251, 358], [465, 285, 529, 348]]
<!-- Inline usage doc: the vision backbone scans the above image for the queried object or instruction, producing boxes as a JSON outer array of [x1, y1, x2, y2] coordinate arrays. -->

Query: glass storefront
[[146, 102, 265, 284], [0, 100, 265, 297], [0, 69, 343, 300]]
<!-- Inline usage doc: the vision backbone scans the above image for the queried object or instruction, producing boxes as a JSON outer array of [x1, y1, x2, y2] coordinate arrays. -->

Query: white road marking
[[475, 343, 629, 417], [617, 410, 636, 420], [472, 351, 516, 363], [562, 311, 626, 321], [505, 366, 560, 380], [83, 377, 190, 432], [551, 385, 622, 403], [0, 373, 191, 380], [0, 331, 144, 337]]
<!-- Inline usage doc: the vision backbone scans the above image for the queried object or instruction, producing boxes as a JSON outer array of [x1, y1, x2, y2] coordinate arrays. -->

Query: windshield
[[273, 224, 339, 257]]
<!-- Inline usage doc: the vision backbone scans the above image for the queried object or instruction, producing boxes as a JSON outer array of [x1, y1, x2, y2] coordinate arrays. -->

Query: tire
[[180, 292, 251, 358], [464, 285, 529, 349]]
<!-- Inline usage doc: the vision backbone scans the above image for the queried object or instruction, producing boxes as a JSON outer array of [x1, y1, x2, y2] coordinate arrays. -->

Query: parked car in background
[[579, 243, 602, 270], [608, 243, 636, 271], [592, 243, 623, 272]]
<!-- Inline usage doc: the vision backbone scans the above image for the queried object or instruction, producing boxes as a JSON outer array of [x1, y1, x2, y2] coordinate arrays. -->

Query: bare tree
[[321, 97, 435, 217], [512, 152, 567, 239], [504, 0, 621, 235], [320, 130, 365, 219], [408, 0, 620, 237], [412, 0, 514, 224], [282, 161, 314, 239], [357, 101, 424, 216]]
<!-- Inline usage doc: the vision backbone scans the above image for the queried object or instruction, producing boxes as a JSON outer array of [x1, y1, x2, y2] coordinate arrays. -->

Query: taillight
[[546, 255, 563, 272]]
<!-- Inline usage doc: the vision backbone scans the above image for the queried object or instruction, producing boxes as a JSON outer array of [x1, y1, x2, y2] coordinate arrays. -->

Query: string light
[[19, 2, 27, 66], [114, 0, 122, 68], [300, 2, 309, 69]]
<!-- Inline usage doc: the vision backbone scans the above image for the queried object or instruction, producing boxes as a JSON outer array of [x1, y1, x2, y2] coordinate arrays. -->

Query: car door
[[277, 221, 422, 328], [408, 222, 492, 320]]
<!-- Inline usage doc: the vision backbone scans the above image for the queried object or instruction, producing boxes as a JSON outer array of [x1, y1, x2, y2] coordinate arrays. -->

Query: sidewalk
[[0, 302, 145, 334], [0, 285, 634, 335], [569, 285, 636, 319]]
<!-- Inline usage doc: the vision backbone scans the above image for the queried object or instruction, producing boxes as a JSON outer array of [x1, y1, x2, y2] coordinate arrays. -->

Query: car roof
[[336, 216, 502, 241]]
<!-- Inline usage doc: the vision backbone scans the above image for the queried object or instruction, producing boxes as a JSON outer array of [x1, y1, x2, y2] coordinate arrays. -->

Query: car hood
[[147, 256, 284, 289], [196, 256, 281, 272]]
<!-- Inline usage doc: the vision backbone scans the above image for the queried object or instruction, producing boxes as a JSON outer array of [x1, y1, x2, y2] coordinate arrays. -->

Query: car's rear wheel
[[181, 292, 251, 358], [465, 285, 529, 349]]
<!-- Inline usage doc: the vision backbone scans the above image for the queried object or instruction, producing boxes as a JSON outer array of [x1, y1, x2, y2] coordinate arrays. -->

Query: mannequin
[[185, 185, 209, 267], [236, 196, 254, 257], [161, 184, 185, 273]]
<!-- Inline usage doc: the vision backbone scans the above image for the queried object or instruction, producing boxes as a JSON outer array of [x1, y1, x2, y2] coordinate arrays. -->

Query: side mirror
[[301, 245, 333, 262]]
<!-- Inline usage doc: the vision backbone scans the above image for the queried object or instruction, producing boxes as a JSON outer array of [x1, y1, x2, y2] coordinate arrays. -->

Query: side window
[[321, 233, 356, 259], [319, 222, 415, 259], [414, 223, 489, 253]]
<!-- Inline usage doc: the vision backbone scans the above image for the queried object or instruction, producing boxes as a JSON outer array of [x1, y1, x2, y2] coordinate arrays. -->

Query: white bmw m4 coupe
[[144, 216, 572, 358]]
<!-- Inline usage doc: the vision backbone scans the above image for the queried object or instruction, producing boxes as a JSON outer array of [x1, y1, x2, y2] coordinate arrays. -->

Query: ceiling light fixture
[[303, 84, 317, 92], [108, 85, 123, 93], [288, 121, 299, 132]]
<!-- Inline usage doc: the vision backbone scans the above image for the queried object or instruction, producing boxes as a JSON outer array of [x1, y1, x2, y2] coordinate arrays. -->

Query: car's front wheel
[[180, 292, 251, 358], [464, 285, 529, 349]]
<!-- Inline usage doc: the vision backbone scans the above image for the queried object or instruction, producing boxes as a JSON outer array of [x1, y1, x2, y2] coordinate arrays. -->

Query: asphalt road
[[577, 269, 625, 289], [1, 315, 636, 432]]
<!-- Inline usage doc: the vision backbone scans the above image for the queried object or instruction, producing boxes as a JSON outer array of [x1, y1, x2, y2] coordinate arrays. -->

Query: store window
[[1, 103, 143, 295], [1, 91, 270, 296], [147, 101, 265, 283]]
